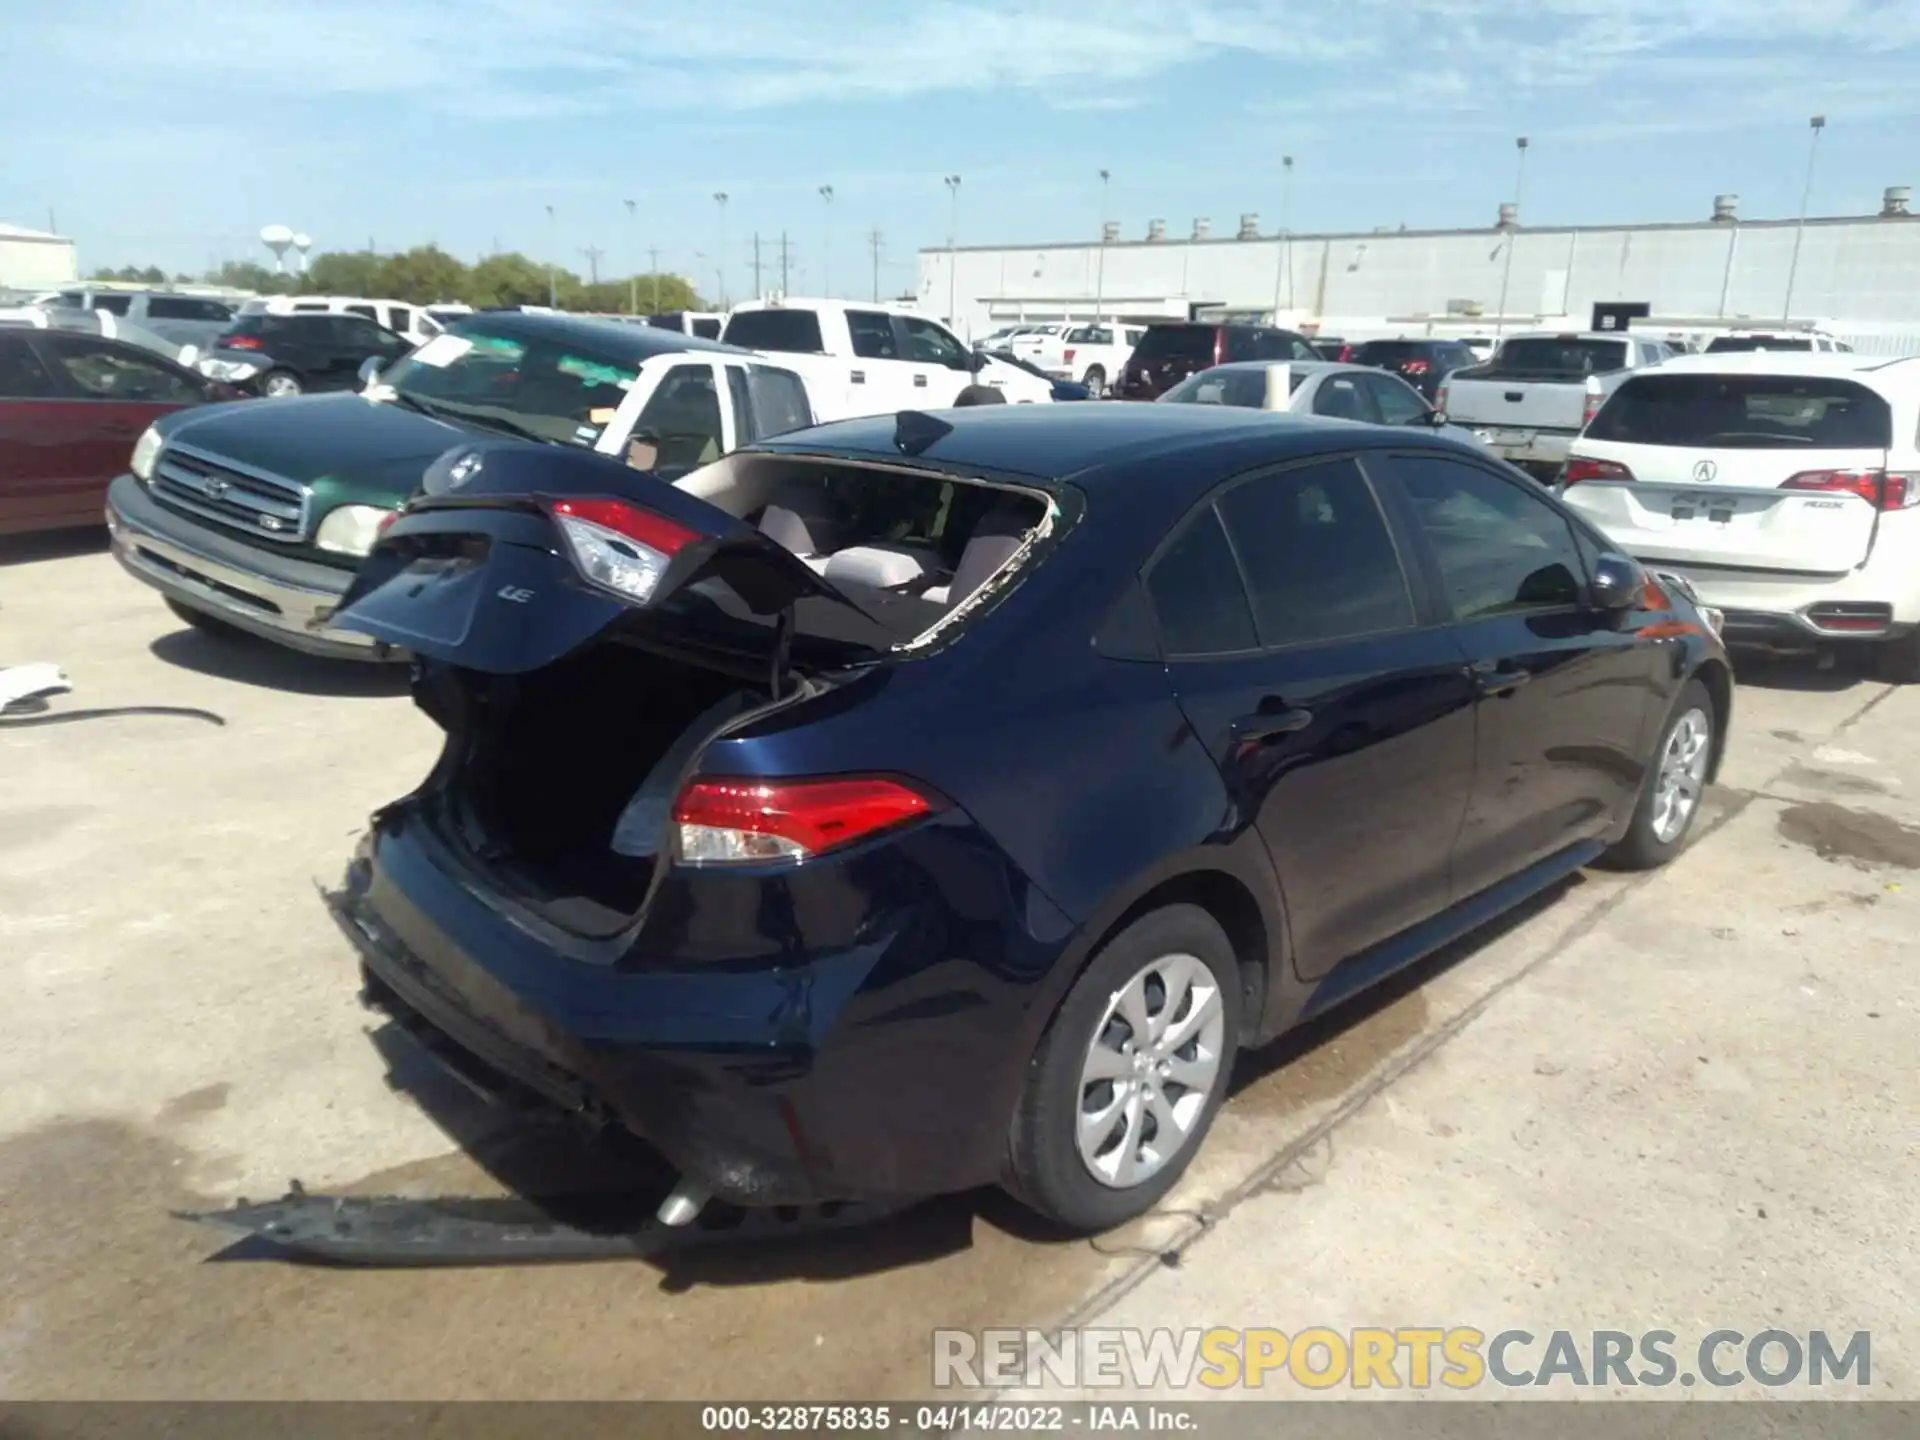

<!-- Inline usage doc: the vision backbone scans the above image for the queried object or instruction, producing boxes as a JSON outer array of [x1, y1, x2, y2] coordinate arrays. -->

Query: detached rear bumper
[[105, 474, 393, 662]]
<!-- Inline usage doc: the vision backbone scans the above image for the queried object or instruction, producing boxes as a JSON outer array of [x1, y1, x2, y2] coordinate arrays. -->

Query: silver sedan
[[1156, 359, 1496, 452]]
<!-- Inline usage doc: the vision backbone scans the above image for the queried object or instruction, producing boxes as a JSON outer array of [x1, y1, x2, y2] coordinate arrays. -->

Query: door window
[[899, 315, 971, 368], [343, 303, 379, 321], [745, 364, 812, 438], [1311, 373, 1381, 423], [1144, 507, 1258, 656], [1215, 459, 1414, 648], [0, 336, 58, 398], [1391, 455, 1586, 619], [386, 306, 413, 332], [632, 364, 725, 469], [722, 308, 826, 353], [89, 294, 132, 316], [41, 336, 200, 403], [1365, 373, 1430, 426], [846, 310, 898, 360]]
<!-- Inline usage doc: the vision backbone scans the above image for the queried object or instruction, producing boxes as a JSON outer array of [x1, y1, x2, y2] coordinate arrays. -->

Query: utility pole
[[713, 192, 729, 308], [750, 233, 764, 298], [1270, 154, 1295, 318], [1493, 137, 1528, 340], [624, 199, 638, 314], [579, 246, 604, 284], [1783, 114, 1826, 322], [869, 229, 883, 302], [819, 185, 834, 296], [778, 231, 792, 293], [943, 175, 961, 327], [647, 245, 660, 312], [1095, 168, 1110, 321], [544, 205, 557, 308]]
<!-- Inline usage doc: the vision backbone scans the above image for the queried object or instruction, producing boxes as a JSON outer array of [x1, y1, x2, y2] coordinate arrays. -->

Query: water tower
[[292, 232, 312, 275], [259, 224, 294, 273]]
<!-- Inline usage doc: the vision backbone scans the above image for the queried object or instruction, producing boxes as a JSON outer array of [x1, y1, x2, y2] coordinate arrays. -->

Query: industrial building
[[918, 187, 1920, 353], [0, 222, 80, 292]]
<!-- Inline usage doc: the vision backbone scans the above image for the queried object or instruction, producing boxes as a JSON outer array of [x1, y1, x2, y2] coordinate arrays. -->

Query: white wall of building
[[0, 224, 80, 290], [921, 214, 1920, 347]]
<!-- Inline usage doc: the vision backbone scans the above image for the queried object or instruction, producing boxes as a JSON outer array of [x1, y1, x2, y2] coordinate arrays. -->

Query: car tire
[[1004, 904, 1241, 1231], [1081, 366, 1106, 397], [954, 384, 1006, 406], [165, 597, 245, 642], [1873, 629, 1920, 685], [259, 369, 303, 398], [1598, 677, 1716, 871]]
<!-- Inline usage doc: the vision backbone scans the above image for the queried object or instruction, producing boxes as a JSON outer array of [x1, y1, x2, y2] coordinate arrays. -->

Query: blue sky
[[5, 0, 1917, 297]]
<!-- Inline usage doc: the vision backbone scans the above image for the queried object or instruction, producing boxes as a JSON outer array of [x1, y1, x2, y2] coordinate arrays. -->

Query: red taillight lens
[[1564, 458, 1635, 485], [672, 776, 942, 866], [1337, 345, 1354, 362], [1581, 384, 1605, 427], [1063, 348, 1077, 364], [1402, 359, 1430, 375], [1781, 469, 1915, 511], [544, 497, 699, 603], [225, 334, 264, 350]]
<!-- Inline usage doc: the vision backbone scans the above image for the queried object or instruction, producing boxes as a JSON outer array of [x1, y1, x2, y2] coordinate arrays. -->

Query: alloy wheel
[[263, 374, 301, 398], [1651, 706, 1711, 844], [1075, 951, 1226, 1189]]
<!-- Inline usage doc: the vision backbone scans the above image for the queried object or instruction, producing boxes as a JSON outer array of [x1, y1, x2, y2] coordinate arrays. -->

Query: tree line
[[92, 244, 706, 314]]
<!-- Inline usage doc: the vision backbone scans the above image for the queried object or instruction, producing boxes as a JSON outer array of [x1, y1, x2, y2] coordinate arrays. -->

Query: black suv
[[1348, 339, 1480, 404], [1114, 322, 1317, 400], [198, 312, 414, 398]]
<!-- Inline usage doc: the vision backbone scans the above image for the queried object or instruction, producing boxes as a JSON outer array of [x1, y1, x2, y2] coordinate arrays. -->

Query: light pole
[[1095, 168, 1110, 321], [943, 174, 961, 327], [1270, 154, 1295, 318], [1783, 114, 1826, 322], [545, 204, 557, 308], [1493, 136, 1529, 340], [819, 185, 834, 297], [713, 192, 729, 307], [624, 199, 637, 314]]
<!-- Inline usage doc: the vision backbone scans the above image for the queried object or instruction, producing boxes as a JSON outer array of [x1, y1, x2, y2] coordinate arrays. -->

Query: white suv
[[1560, 352, 1920, 679], [721, 298, 1053, 416], [241, 295, 442, 345]]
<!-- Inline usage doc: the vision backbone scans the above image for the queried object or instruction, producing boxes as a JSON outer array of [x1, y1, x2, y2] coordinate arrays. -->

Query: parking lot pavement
[[3, 538, 1913, 1401]]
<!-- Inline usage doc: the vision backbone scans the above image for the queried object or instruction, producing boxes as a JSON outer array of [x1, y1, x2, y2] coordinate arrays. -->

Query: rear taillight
[[1581, 379, 1605, 427], [1563, 458, 1635, 485], [545, 496, 698, 603], [1063, 348, 1076, 364], [1337, 345, 1354, 362], [1781, 469, 1917, 511], [226, 335, 264, 350], [1402, 359, 1430, 375], [673, 776, 942, 866], [1213, 333, 1225, 366], [1435, 382, 1449, 414]]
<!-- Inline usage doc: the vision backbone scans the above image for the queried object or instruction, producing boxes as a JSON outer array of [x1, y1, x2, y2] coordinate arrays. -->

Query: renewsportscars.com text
[[933, 1326, 1873, 1392]]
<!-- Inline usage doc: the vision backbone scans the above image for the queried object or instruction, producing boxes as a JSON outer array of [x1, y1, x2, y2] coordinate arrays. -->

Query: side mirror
[[1589, 552, 1647, 611], [357, 356, 384, 386], [965, 350, 987, 373]]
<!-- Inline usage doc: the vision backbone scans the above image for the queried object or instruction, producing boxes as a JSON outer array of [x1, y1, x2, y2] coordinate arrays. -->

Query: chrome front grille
[[151, 443, 310, 544]]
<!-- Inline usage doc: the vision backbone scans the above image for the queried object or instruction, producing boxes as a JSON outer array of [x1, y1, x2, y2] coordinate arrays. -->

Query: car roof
[[753, 401, 1466, 486], [1641, 351, 1902, 376], [442, 309, 750, 358], [1184, 360, 1373, 378]]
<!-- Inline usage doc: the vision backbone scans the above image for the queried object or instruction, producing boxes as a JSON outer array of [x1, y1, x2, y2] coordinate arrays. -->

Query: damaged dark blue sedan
[[328, 403, 1731, 1233]]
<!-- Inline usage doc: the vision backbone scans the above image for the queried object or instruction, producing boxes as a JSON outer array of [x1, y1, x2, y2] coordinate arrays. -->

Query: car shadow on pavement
[[149, 628, 410, 698], [1730, 649, 1877, 694], [0, 527, 109, 566]]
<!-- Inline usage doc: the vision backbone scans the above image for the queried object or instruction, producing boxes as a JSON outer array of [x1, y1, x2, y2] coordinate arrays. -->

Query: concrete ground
[[1, 531, 1913, 1402]]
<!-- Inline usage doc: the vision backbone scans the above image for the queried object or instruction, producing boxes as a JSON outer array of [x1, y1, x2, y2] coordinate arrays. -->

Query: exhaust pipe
[[655, 1180, 710, 1227]]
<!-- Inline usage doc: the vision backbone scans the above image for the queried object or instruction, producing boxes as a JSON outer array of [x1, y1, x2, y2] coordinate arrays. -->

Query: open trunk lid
[[330, 439, 899, 675], [1564, 368, 1899, 574]]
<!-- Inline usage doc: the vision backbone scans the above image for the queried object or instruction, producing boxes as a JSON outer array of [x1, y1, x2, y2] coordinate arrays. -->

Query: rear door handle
[[913, 374, 928, 388], [1230, 706, 1314, 742], [1472, 660, 1532, 696]]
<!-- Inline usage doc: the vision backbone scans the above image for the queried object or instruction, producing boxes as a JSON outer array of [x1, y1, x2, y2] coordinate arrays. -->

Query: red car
[[0, 327, 239, 537]]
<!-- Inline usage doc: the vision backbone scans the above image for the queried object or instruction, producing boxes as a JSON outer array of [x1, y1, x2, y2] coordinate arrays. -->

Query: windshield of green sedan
[[378, 324, 640, 445]]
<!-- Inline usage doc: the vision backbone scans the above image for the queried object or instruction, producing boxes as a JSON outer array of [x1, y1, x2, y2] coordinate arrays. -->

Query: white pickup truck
[[1438, 331, 1678, 480], [722, 297, 1054, 415], [1028, 322, 1147, 396]]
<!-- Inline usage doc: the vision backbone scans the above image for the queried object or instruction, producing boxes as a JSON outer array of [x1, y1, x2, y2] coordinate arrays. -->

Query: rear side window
[[1492, 338, 1628, 376], [1133, 325, 1219, 366], [722, 308, 826, 354], [844, 310, 897, 359], [0, 335, 57, 398], [145, 296, 208, 321], [745, 365, 812, 438], [1587, 374, 1892, 450], [1705, 335, 1813, 353], [692, 318, 722, 339], [1222, 329, 1263, 363], [1146, 507, 1257, 656], [90, 294, 132, 316], [1355, 341, 1423, 365], [1216, 459, 1414, 648]]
